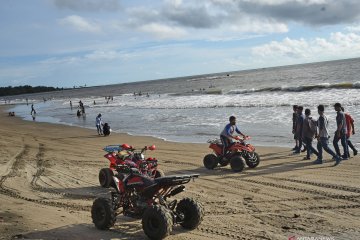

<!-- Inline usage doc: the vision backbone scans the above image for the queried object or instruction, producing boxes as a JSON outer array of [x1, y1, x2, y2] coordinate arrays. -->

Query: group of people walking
[[292, 103, 357, 166]]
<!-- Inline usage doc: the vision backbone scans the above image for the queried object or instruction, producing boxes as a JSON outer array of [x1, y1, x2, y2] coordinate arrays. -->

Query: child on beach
[[315, 105, 341, 165], [96, 114, 103, 135], [103, 123, 111, 136]]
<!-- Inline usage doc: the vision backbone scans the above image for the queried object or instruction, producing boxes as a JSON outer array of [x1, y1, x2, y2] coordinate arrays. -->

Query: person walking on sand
[[220, 116, 246, 155], [96, 114, 103, 135], [302, 109, 319, 160], [333, 103, 349, 160], [294, 106, 305, 154], [292, 105, 299, 150], [341, 107, 358, 157], [31, 104, 36, 115], [314, 105, 341, 165]]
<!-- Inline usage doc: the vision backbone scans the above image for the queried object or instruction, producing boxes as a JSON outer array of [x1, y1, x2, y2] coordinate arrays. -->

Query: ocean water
[[4, 58, 360, 147]]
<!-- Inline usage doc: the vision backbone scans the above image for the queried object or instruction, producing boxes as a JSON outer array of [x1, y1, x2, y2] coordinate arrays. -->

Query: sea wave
[[227, 82, 359, 94]]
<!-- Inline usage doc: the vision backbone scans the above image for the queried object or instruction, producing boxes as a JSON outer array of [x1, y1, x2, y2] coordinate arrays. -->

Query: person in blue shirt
[[220, 116, 246, 155]]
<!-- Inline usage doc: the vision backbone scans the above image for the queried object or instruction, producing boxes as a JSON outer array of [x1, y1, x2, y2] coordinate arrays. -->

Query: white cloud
[[345, 24, 360, 32], [243, 0, 327, 5], [85, 50, 119, 61], [229, 17, 288, 33], [252, 31, 360, 60], [58, 15, 101, 33], [138, 23, 187, 39]]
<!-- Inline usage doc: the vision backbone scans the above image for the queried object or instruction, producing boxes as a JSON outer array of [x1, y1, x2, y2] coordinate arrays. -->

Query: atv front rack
[[103, 145, 123, 153]]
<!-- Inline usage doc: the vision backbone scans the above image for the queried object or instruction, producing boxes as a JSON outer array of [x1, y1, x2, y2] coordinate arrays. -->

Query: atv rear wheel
[[230, 155, 245, 172], [245, 152, 260, 168], [91, 198, 116, 230], [142, 205, 173, 240], [176, 198, 204, 230], [99, 168, 114, 188], [203, 154, 218, 169], [154, 169, 165, 178]]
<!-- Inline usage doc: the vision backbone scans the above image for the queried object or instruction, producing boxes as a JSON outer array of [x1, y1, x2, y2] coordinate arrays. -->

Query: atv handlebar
[[234, 135, 250, 141], [207, 136, 251, 144]]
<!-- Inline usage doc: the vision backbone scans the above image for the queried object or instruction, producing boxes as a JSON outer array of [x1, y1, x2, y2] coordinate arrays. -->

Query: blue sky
[[1, 0, 360, 88]]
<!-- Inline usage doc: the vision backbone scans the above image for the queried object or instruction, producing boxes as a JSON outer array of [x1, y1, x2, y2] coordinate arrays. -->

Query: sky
[[1, 0, 360, 88]]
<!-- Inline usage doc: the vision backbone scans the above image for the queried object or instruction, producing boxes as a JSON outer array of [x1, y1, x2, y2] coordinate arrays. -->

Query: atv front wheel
[[154, 169, 165, 178], [230, 155, 245, 172], [203, 154, 218, 169], [176, 198, 204, 230], [99, 168, 114, 188], [245, 152, 260, 168], [218, 157, 229, 166], [91, 198, 116, 230], [142, 205, 173, 240]]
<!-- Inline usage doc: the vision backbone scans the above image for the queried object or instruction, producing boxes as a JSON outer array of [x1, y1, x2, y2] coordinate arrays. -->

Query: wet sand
[[0, 106, 359, 240]]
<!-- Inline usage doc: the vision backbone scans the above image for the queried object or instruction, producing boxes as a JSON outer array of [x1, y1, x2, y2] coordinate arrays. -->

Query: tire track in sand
[[0, 141, 91, 211], [28, 142, 100, 200]]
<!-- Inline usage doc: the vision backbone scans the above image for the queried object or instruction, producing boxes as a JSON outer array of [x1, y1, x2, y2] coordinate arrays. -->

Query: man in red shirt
[[342, 107, 357, 157]]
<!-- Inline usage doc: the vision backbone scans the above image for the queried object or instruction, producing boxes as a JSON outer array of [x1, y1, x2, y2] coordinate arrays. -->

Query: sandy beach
[[0, 105, 359, 240]]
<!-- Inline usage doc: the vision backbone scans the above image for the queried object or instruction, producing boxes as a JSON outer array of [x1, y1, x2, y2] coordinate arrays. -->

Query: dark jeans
[[96, 125, 102, 134], [220, 135, 230, 155], [347, 136, 357, 153], [294, 133, 303, 152], [317, 137, 337, 160], [333, 132, 349, 158], [303, 137, 318, 158]]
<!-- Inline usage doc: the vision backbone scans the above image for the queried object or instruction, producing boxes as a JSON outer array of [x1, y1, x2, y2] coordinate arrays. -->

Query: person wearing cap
[[96, 113, 103, 135], [333, 103, 349, 160]]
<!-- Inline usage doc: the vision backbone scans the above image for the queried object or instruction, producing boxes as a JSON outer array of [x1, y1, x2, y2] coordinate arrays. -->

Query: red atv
[[99, 144, 164, 188], [92, 165, 204, 240], [203, 136, 260, 172]]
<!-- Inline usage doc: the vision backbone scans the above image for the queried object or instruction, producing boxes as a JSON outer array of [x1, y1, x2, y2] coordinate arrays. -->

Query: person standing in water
[[31, 104, 36, 115]]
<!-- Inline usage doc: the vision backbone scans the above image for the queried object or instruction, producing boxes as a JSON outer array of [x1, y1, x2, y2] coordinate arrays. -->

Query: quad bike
[[91, 164, 204, 240], [203, 136, 260, 172], [99, 144, 164, 188]]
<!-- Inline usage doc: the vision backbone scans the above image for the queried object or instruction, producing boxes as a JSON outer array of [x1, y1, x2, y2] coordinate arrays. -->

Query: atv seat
[[154, 174, 199, 186]]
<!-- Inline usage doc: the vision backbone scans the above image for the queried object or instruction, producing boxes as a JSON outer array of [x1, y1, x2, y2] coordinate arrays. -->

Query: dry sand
[[0, 106, 359, 240]]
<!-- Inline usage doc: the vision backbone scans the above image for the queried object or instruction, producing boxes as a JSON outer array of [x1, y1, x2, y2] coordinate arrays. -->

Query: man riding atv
[[220, 116, 246, 155]]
